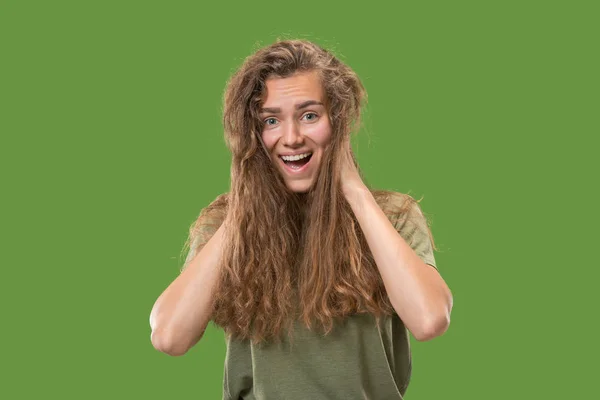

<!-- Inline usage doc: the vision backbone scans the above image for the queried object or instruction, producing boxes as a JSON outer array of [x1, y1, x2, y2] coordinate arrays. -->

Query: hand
[[340, 136, 368, 198]]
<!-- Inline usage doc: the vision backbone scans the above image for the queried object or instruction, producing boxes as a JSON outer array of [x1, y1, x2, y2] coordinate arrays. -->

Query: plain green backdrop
[[1, 0, 598, 399]]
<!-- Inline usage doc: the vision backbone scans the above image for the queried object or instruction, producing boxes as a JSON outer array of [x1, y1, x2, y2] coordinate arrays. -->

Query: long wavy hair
[[183, 39, 435, 345]]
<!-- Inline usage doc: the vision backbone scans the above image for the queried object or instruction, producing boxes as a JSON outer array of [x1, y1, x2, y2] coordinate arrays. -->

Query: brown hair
[[182, 39, 436, 345]]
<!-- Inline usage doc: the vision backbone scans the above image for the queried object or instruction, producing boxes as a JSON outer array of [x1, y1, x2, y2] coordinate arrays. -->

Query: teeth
[[281, 152, 312, 161]]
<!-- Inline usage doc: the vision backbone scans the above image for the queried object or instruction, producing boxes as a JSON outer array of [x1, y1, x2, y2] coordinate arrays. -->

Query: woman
[[150, 39, 453, 399]]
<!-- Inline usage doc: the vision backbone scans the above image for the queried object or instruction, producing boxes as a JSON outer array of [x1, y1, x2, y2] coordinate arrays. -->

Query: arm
[[345, 187, 453, 341], [149, 220, 226, 356]]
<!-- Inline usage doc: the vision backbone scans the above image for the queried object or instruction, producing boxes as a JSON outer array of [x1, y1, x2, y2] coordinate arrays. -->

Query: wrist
[[343, 182, 370, 206]]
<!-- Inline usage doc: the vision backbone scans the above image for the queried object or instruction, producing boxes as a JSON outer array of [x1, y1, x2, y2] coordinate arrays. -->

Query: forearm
[[345, 186, 452, 341], [150, 223, 226, 356]]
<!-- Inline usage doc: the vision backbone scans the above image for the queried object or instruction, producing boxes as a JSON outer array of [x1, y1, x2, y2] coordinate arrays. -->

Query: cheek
[[307, 121, 332, 146], [260, 131, 277, 152]]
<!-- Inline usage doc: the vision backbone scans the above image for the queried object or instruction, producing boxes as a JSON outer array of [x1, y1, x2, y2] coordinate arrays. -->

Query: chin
[[285, 179, 314, 193]]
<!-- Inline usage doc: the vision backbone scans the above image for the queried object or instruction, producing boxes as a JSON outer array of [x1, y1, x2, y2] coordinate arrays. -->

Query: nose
[[282, 121, 304, 146]]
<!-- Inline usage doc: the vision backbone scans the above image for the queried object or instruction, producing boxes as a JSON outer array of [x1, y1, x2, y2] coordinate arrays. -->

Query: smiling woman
[[259, 71, 331, 192], [149, 39, 452, 400]]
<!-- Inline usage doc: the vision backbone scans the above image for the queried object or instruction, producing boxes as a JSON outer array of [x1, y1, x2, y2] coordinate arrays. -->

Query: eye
[[264, 117, 278, 126], [302, 112, 319, 122]]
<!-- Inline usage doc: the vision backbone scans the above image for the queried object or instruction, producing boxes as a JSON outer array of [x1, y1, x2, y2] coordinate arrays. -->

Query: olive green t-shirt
[[184, 191, 437, 400]]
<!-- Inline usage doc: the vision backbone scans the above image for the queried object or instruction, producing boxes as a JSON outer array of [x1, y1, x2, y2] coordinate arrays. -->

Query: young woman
[[150, 39, 453, 399]]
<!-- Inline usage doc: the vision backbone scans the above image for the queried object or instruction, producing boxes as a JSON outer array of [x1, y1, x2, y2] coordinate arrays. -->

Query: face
[[259, 71, 333, 193]]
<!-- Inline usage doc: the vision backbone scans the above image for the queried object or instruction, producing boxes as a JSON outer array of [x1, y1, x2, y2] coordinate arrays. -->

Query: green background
[[2, 0, 597, 398]]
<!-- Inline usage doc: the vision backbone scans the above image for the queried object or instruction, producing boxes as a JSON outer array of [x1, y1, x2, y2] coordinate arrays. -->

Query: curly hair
[[181, 39, 435, 345]]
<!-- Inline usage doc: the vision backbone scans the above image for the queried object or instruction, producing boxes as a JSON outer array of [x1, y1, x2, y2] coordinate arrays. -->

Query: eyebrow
[[259, 100, 324, 114]]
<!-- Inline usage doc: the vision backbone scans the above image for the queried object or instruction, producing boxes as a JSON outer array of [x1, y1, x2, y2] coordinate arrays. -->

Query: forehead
[[262, 71, 324, 105]]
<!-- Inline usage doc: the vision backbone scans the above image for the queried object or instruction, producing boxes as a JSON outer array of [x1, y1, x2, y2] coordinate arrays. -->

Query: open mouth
[[279, 152, 313, 172]]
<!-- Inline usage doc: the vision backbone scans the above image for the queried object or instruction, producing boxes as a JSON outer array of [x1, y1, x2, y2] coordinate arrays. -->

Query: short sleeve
[[180, 194, 228, 271], [182, 216, 222, 268], [389, 193, 437, 269]]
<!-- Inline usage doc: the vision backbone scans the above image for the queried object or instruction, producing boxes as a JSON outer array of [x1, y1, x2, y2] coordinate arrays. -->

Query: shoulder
[[370, 189, 432, 232], [206, 191, 230, 209], [198, 192, 230, 222], [189, 192, 229, 239], [370, 189, 420, 218], [182, 192, 230, 268]]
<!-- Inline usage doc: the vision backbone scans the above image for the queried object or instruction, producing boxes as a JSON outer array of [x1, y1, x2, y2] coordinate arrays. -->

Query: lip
[[278, 153, 313, 174]]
